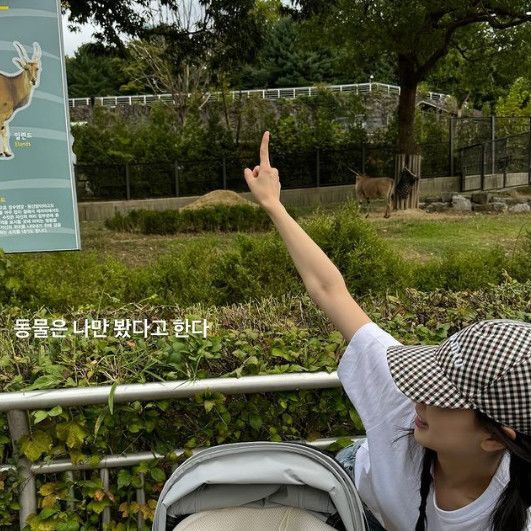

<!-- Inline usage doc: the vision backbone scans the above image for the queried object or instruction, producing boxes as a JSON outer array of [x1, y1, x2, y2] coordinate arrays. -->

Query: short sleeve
[[337, 321, 412, 433]]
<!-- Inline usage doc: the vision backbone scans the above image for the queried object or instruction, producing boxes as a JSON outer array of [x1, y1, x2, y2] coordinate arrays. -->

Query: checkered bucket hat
[[386, 319, 531, 435]]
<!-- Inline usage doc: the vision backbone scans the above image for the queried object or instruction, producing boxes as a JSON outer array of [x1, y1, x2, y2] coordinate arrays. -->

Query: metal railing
[[1, 371, 361, 529], [69, 81, 452, 108]]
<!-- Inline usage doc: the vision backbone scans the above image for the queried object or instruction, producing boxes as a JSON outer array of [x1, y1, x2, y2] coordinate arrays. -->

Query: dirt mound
[[179, 190, 259, 211]]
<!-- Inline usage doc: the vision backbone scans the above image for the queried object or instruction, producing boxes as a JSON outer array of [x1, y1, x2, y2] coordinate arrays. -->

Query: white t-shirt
[[337, 321, 531, 531]]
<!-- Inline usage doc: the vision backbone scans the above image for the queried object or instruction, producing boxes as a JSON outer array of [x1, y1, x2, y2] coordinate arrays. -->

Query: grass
[[369, 211, 531, 263], [78, 202, 531, 267], [80, 220, 241, 267]]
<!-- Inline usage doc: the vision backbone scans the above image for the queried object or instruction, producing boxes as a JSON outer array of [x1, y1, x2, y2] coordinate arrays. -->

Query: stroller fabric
[[172, 505, 338, 530]]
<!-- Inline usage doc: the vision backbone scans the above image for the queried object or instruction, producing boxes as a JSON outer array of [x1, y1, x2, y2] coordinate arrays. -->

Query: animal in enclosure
[[0, 41, 42, 159], [349, 168, 395, 218]]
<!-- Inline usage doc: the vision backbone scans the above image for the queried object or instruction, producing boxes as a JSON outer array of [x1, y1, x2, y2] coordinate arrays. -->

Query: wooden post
[[393, 153, 422, 211]]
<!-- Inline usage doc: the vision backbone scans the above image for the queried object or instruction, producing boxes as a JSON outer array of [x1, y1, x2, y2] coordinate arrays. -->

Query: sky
[[62, 14, 95, 57]]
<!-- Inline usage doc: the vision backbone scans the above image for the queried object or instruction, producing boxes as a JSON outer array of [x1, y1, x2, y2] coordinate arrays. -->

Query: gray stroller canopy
[[152, 442, 368, 531]]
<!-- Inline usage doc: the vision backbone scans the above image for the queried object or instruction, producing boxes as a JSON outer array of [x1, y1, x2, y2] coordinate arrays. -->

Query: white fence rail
[[1, 371, 361, 529], [69, 81, 451, 108]]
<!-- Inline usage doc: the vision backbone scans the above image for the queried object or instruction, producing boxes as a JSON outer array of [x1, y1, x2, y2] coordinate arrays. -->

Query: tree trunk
[[397, 57, 419, 155]]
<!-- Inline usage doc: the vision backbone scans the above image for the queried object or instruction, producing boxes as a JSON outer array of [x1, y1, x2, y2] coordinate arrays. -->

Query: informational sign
[[0, 0, 80, 253]]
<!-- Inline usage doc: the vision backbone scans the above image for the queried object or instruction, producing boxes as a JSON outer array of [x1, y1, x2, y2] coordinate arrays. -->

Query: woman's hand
[[243, 131, 281, 211]]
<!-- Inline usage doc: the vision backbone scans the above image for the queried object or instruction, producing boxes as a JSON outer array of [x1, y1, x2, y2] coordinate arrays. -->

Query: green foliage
[[104, 204, 295, 234], [72, 89, 367, 166], [1, 278, 530, 525], [496, 77, 531, 116], [2, 204, 531, 312], [412, 247, 507, 292], [505, 230, 531, 282], [301, 198, 412, 295], [237, 17, 337, 88], [2, 251, 130, 310], [66, 43, 130, 97], [427, 24, 531, 112]]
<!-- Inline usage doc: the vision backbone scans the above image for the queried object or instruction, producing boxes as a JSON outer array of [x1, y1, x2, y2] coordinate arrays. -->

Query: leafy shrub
[[0, 280, 530, 527], [104, 204, 301, 234], [302, 198, 413, 295], [3, 251, 130, 311], [413, 247, 508, 292], [2, 202, 531, 312]]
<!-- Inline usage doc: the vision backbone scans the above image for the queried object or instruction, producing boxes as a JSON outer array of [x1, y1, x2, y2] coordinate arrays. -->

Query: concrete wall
[[419, 176, 459, 196], [468, 172, 529, 191], [78, 172, 530, 222], [77, 185, 360, 221]]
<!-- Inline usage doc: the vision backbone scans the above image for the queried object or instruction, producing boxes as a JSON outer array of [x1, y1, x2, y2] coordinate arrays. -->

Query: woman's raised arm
[[243, 131, 371, 342]]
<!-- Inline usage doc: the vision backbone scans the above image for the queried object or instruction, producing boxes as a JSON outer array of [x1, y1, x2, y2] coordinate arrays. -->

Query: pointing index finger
[[260, 131, 271, 168]]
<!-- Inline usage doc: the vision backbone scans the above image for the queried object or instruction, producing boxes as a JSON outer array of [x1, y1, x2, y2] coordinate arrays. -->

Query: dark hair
[[393, 409, 531, 531]]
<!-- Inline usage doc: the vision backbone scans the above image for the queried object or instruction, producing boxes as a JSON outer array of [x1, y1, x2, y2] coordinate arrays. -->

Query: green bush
[[0, 280, 530, 527], [302, 198, 413, 295], [3, 251, 130, 311], [413, 247, 508, 292], [125, 236, 224, 307], [104, 204, 299, 234], [2, 203, 531, 312]]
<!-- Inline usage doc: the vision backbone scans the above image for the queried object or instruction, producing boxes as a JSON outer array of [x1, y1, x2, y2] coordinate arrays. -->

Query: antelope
[[349, 168, 395, 218], [0, 41, 42, 159]]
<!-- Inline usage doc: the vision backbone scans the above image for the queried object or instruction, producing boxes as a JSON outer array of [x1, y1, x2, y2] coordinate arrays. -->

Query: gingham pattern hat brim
[[386, 344, 477, 409]]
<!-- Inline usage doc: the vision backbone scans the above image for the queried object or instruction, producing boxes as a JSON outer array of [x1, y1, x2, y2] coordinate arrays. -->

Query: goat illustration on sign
[[0, 41, 42, 160]]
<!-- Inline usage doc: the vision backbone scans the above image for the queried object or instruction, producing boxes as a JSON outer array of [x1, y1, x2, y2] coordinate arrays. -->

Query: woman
[[243, 131, 531, 531]]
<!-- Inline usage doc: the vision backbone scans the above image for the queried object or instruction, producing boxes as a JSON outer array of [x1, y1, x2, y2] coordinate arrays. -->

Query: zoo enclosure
[[0, 372, 361, 530]]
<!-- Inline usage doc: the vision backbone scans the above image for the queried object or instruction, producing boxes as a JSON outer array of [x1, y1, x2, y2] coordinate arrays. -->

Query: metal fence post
[[125, 164, 131, 200], [316, 148, 320, 187], [481, 143, 486, 191], [100, 468, 111, 526], [491, 115, 496, 178], [7, 410, 37, 529], [222, 156, 227, 190], [459, 148, 464, 192], [449, 117, 455, 176], [174, 161, 180, 197]]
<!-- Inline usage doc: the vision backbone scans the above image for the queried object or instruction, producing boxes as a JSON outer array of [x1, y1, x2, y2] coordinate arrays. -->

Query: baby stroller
[[152, 441, 368, 531]]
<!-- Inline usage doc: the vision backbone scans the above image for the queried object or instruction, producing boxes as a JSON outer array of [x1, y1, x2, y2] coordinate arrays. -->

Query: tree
[[496, 77, 531, 116], [288, 1, 531, 154], [63, 0, 266, 77], [66, 43, 129, 97], [427, 23, 531, 114], [236, 17, 336, 88], [123, 36, 211, 127]]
